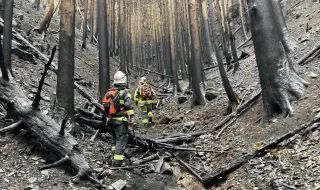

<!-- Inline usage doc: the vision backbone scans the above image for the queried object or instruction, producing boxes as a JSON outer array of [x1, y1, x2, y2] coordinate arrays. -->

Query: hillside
[[0, 0, 320, 189]]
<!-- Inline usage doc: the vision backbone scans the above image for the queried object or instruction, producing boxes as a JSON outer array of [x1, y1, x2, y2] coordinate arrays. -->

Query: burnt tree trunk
[[201, 0, 216, 66], [35, 0, 55, 33], [271, 0, 297, 53], [211, 4, 240, 110], [0, 78, 96, 182], [0, 27, 8, 80], [82, 0, 88, 48], [168, 0, 179, 95], [189, 0, 206, 106], [119, 0, 126, 72], [97, 0, 110, 99], [3, 0, 13, 75], [0, 0, 6, 18], [89, 0, 94, 44], [55, 0, 76, 121], [248, 0, 307, 120]]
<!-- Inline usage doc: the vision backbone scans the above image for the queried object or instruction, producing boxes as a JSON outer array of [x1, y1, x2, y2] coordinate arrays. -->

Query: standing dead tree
[[168, 0, 179, 96], [97, 0, 110, 98], [201, 0, 216, 66], [248, 0, 307, 120], [34, 0, 55, 33], [54, 0, 76, 123], [189, 0, 206, 105], [3, 0, 13, 76], [89, 0, 94, 44], [82, 0, 88, 48]]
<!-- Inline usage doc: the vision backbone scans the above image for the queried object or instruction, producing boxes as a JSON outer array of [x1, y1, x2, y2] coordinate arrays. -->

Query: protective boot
[[112, 160, 123, 167]]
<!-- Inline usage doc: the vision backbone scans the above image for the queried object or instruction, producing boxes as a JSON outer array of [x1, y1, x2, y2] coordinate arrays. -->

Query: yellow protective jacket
[[134, 84, 156, 104]]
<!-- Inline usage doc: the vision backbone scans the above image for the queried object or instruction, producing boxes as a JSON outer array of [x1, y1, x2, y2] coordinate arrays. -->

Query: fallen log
[[129, 63, 173, 78], [203, 51, 249, 71], [170, 152, 204, 183], [202, 122, 320, 188], [0, 48, 101, 185], [296, 43, 320, 65], [237, 36, 252, 49], [162, 91, 262, 140], [132, 153, 159, 165]]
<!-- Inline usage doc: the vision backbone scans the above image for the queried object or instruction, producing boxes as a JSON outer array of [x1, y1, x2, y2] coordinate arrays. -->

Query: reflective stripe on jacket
[[134, 84, 156, 103], [106, 88, 134, 120]]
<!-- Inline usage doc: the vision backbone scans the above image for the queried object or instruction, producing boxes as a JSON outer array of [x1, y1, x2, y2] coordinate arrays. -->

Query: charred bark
[[89, 0, 94, 44], [0, 27, 8, 80], [168, 0, 179, 96], [189, 0, 206, 106], [35, 0, 55, 33], [55, 0, 76, 120], [97, 0, 110, 98], [201, 0, 216, 66], [81, 0, 88, 48], [3, 0, 13, 75], [211, 5, 240, 111], [248, 0, 307, 120], [0, 0, 6, 18]]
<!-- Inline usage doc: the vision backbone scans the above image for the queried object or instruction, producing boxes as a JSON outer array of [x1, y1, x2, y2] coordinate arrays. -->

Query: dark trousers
[[109, 120, 128, 162]]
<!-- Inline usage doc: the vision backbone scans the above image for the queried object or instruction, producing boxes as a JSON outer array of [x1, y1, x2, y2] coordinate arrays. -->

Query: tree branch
[[296, 43, 320, 65], [32, 46, 57, 109]]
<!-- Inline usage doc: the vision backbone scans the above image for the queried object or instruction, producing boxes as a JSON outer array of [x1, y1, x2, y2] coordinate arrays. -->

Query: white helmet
[[113, 71, 127, 85], [139, 77, 147, 84]]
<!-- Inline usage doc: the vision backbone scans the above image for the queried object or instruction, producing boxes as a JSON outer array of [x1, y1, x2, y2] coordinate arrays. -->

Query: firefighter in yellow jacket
[[134, 77, 156, 125], [101, 71, 134, 167]]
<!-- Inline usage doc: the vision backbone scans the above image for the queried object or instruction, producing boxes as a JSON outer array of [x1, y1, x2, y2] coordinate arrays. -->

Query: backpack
[[141, 85, 153, 99], [101, 89, 124, 116]]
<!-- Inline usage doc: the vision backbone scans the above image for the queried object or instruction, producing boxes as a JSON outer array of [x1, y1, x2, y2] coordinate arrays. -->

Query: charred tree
[[97, 0, 110, 98], [248, 0, 307, 120], [55, 0, 76, 121], [189, 0, 206, 106], [0, 0, 5, 18], [35, 0, 55, 33], [0, 27, 8, 80], [89, 0, 94, 44], [82, 0, 88, 48], [119, 0, 126, 72], [211, 6, 240, 111], [168, 0, 179, 95], [201, 0, 216, 66], [3, 0, 13, 75]]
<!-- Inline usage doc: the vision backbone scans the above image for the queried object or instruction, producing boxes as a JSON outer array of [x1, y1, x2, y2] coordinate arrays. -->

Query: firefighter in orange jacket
[[101, 71, 134, 167], [134, 77, 156, 125]]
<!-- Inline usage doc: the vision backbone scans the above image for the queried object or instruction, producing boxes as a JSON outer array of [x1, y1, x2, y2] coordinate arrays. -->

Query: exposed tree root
[[269, 64, 308, 118]]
